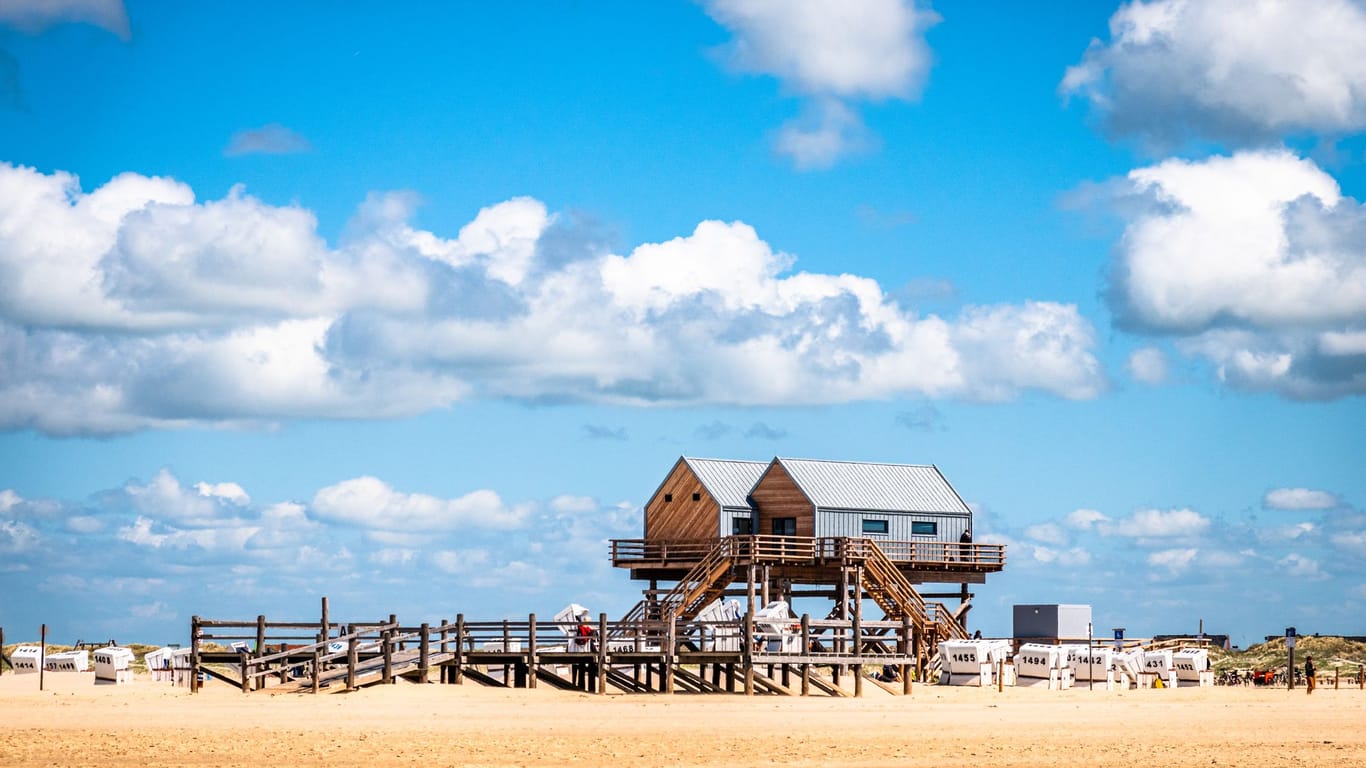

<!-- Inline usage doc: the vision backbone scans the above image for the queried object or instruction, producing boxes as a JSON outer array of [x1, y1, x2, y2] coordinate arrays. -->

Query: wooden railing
[[612, 536, 1006, 569]]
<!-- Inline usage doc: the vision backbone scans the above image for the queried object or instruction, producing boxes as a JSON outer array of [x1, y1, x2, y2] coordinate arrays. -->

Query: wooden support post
[[190, 616, 201, 693], [665, 615, 677, 694], [853, 566, 863, 698], [761, 564, 770, 606], [901, 616, 913, 696], [312, 647, 320, 694], [1, 625, 5, 677], [597, 613, 609, 695], [747, 563, 757, 616], [346, 636, 358, 691], [801, 614, 811, 697], [419, 622, 431, 684], [453, 614, 465, 684], [39, 623, 46, 692], [382, 627, 394, 685], [742, 609, 754, 696], [239, 648, 251, 693], [1335, 667, 1339, 690], [254, 614, 266, 691], [527, 614, 537, 690], [320, 596, 330, 644]]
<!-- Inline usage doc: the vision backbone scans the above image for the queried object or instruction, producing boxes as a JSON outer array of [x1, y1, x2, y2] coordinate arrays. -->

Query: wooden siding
[[644, 459, 722, 540], [750, 462, 815, 537]]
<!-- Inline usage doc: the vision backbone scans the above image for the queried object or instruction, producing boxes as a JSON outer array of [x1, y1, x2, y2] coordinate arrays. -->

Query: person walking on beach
[[1305, 654, 1316, 694]]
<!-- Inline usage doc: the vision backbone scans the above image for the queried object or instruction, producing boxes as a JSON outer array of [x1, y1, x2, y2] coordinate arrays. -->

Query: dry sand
[[2, 671, 1363, 767]]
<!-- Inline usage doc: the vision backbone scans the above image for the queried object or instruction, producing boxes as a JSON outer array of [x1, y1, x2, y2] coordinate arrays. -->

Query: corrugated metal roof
[[775, 458, 969, 514], [683, 457, 768, 510]]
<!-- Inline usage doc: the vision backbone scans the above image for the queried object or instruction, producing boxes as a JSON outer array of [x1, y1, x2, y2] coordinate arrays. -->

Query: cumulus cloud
[[1063, 0, 1366, 147], [1024, 522, 1067, 546], [1277, 552, 1328, 579], [0, 163, 1105, 435], [1111, 507, 1210, 538], [1147, 547, 1198, 575], [1101, 150, 1366, 400], [704, 0, 938, 168], [224, 124, 312, 156], [0, 0, 129, 39], [1265, 488, 1340, 510], [1126, 346, 1168, 384], [311, 476, 528, 531], [1066, 508, 1109, 530]]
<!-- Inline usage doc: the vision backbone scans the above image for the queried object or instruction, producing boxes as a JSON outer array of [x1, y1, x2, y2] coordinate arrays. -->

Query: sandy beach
[[2, 672, 1362, 768]]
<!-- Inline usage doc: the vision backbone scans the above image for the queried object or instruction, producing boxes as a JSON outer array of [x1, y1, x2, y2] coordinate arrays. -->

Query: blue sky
[[1, 0, 1364, 648]]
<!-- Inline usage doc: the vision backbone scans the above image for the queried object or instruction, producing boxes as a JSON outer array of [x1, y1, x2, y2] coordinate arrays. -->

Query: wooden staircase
[[616, 538, 737, 629], [853, 539, 968, 646]]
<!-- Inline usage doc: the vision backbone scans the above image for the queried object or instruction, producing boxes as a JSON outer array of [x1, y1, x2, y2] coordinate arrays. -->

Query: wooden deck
[[610, 535, 1006, 584]]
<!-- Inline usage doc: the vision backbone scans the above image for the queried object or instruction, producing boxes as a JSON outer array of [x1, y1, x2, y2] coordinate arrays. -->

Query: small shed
[[643, 457, 768, 540], [749, 458, 972, 542], [1013, 604, 1092, 643]]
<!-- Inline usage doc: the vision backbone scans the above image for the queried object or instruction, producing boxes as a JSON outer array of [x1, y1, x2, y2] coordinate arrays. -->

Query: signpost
[[1113, 627, 1125, 651], [1286, 627, 1297, 690]]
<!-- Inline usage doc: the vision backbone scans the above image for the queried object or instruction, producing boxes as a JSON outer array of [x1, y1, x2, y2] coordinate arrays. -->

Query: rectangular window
[[771, 517, 796, 536], [861, 519, 889, 535], [732, 517, 752, 535], [911, 521, 938, 536]]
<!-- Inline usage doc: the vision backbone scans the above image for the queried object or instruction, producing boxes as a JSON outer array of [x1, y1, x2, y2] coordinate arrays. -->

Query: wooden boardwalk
[[190, 600, 922, 698]]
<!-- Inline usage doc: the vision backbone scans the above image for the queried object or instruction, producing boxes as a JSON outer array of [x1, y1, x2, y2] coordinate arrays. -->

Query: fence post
[[597, 612, 609, 695], [801, 614, 811, 696], [312, 647, 320, 694], [239, 647, 251, 693], [419, 623, 430, 684], [39, 624, 46, 692], [346, 636, 358, 691], [382, 627, 393, 685], [664, 614, 676, 694], [527, 614, 537, 690], [742, 609, 754, 696], [190, 616, 201, 693], [901, 615, 913, 696], [453, 614, 465, 684]]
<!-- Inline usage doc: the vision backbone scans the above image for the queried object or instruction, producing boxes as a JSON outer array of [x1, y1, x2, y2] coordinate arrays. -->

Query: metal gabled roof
[[683, 457, 768, 510], [774, 458, 970, 514]]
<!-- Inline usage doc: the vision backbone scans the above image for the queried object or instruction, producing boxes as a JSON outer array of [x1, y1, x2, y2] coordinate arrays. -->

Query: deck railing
[[611, 535, 1006, 569]]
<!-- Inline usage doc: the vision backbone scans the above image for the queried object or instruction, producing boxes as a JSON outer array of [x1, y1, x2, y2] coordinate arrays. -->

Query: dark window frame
[[911, 520, 938, 536], [771, 517, 797, 536], [861, 519, 889, 535]]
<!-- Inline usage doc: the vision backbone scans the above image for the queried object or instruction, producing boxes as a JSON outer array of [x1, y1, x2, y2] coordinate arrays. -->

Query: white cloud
[[0, 519, 39, 553], [1112, 507, 1210, 538], [125, 469, 245, 526], [1063, 0, 1366, 146], [1147, 547, 1198, 575], [311, 476, 528, 531], [0, 488, 18, 514], [1102, 150, 1366, 400], [1024, 522, 1067, 546], [1265, 487, 1340, 510], [1259, 522, 1317, 544], [0, 163, 1106, 435], [65, 515, 103, 533], [1066, 508, 1109, 529], [1277, 553, 1328, 579], [549, 495, 598, 514], [1126, 346, 1168, 384], [1330, 531, 1366, 558], [0, 0, 129, 39], [224, 124, 312, 156], [773, 99, 874, 170], [704, 0, 938, 167]]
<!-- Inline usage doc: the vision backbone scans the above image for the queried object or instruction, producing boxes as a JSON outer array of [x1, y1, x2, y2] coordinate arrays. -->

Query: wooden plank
[[749, 669, 796, 696], [645, 459, 721, 540], [805, 671, 851, 697]]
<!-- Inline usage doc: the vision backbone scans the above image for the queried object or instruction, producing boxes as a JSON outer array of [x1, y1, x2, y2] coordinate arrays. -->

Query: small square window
[[732, 517, 752, 535], [862, 519, 889, 535], [664, 493, 672, 503], [692, 492, 701, 501], [911, 521, 937, 536]]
